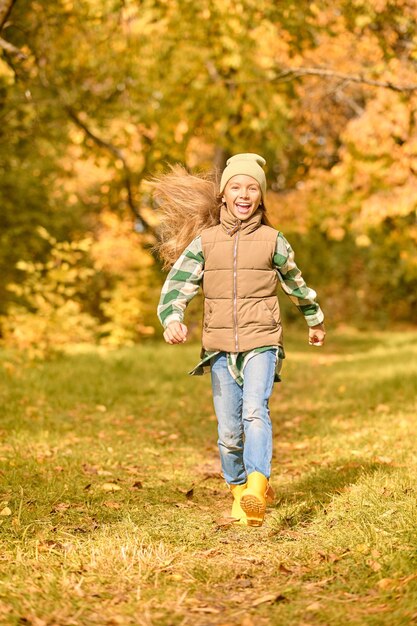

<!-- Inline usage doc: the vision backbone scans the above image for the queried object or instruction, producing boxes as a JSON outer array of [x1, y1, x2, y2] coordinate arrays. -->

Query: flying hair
[[150, 165, 221, 270], [151, 163, 273, 270]]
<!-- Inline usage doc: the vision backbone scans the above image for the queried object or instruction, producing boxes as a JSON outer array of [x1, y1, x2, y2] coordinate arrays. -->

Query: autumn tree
[[1, 0, 416, 344]]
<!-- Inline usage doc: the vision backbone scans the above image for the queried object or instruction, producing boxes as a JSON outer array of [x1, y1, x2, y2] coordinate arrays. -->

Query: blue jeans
[[210, 350, 276, 485]]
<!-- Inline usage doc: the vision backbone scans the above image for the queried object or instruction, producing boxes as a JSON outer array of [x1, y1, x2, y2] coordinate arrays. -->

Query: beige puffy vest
[[200, 205, 283, 353]]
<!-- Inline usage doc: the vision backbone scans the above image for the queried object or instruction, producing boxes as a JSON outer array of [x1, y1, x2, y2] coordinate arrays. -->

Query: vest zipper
[[233, 228, 240, 351]]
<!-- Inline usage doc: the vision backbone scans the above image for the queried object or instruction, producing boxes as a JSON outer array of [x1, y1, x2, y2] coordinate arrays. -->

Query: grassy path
[[1, 330, 417, 625]]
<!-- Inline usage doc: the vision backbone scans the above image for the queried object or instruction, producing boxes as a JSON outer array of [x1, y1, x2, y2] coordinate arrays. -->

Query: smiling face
[[222, 175, 262, 221]]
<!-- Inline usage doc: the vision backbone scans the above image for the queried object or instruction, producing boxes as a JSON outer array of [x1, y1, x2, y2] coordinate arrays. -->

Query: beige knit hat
[[220, 153, 267, 196]]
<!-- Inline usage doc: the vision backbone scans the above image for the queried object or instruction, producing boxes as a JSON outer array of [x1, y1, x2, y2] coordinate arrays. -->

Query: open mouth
[[235, 203, 252, 213]]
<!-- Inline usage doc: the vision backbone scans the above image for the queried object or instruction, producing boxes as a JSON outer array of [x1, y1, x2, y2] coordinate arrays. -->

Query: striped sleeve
[[157, 236, 204, 328], [273, 232, 324, 327]]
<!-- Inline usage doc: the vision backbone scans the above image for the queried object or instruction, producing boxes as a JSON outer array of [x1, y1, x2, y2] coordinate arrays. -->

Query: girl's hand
[[163, 321, 188, 344], [308, 323, 326, 347]]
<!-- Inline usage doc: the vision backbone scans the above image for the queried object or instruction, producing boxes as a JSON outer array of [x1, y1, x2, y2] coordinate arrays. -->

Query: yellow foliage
[[358, 181, 417, 227], [1, 219, 158, 355], [91, 211, 154, 273], [2, 233, 97, 357], [91, 211, 156, 346], [100, 280, 154, 347], [2, 302, 97, 359], [0, 59, 15, 83]]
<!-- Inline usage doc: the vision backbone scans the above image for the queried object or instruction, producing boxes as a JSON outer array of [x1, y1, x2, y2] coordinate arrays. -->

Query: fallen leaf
[[277, 563, 294, 574], [101, 483, 122, 492], [38, 540, 64, 552], [317, 550, 347, 563], [82, 463, 99, 474], [240, 556, 264, 564], [191, 606, 221, 614], [0, 507, 11, 516], [124, 464, 141, 475], [235, 579, 253, 589], [399, 574, 417, 587], [361, 604, 389, 614], [305, 601, 322, 612], [293, 441, 309, 450], [375, 456, 393, 465], [177, 486, 194, 499], [251, 592, 287, 607], [16, 615, 47, 626], [304, 576, 334, 590], [214, 517, 236, 529], [367, 559, 382, 572], [201, 471, 223, 481], [51, 503, 70, 512], [198, 548, 219, 557], [277, 529, 305, 540], [103, 501, 121, 509], [376, 578, 397, 590]]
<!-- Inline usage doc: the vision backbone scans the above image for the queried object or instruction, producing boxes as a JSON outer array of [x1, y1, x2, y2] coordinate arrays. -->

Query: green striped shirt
[[188, 346, 284, 386], [158, 231, 324, 385]]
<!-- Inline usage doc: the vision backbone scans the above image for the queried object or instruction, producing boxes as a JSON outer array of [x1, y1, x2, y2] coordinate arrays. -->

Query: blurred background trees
[[1, 0, 416, 352]]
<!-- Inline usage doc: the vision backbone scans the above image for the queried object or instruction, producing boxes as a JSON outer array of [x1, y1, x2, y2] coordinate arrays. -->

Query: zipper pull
[[227, 220, 241, 236]]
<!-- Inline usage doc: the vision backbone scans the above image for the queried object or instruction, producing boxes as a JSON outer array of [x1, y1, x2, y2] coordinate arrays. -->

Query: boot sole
[[240, 494, 266, 527]]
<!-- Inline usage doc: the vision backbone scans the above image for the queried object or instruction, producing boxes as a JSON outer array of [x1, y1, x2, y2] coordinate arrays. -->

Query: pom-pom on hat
[[220, 153, 267, 197]]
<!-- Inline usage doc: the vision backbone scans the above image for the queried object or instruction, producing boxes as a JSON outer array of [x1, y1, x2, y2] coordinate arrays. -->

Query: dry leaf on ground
[[190, 605, 222, 614], [0, 507, 12, 516], [51, 503, 70, 512], [251, 592, 287, 607], [103, 501, 121, 509], [214, 517, 237, 529], [101, 483, 122, 492]]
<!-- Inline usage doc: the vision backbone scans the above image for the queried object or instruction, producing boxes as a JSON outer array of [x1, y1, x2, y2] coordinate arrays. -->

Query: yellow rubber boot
[[240, 472, 269, 527], [229, 483, 248, 525]]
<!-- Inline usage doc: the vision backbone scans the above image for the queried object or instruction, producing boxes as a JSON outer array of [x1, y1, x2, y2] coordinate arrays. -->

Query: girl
[[156, 153, 325, 527]]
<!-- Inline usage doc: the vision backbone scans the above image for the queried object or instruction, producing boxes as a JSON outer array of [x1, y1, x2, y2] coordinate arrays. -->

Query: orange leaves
[[90, 211, 154, 274]]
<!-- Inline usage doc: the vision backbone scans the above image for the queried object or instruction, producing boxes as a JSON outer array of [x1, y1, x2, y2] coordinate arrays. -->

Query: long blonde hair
[[151, 164, 272, 270]]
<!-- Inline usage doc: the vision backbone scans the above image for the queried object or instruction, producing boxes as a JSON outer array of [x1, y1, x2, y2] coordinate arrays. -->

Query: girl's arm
[[273, 232, 325, 343], [157, 236, 204, 343]]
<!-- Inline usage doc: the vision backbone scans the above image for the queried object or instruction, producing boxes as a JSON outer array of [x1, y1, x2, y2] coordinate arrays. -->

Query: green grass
[[1, 329, 417, 625]]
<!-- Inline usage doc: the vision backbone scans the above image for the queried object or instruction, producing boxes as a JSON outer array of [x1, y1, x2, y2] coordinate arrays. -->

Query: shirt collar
[[220, 204, 263, 236]]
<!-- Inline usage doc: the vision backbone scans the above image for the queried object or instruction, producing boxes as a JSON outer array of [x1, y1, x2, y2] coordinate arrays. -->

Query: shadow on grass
[[272, 457, 394, 528]]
